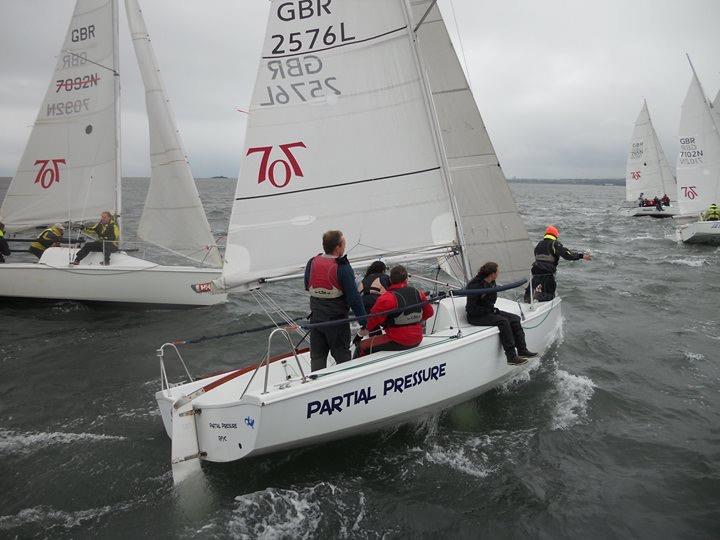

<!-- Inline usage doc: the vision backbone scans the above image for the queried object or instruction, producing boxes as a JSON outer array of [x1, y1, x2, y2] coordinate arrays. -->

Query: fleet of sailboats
[[0, 0, 226, 305]]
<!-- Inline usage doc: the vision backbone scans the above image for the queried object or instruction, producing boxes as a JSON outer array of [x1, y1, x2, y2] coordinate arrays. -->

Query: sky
[[1, 0, 719, 180]]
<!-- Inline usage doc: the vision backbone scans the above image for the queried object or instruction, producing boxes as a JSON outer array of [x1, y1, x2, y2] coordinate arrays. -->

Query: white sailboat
[[0, 0, 226, 305], [623, 100, 677, 217], [155, 0, 562, 483], [675, 56, 720, 244]]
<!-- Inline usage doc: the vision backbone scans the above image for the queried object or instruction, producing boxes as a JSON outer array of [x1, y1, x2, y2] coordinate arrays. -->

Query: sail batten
[[125, 0, 221, 267]]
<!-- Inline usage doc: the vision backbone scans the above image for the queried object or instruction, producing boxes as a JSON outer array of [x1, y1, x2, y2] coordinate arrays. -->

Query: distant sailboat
[[623, 100, 677, 217], [675, 56, 720, 244], [0, 0, 226, 305], [156, 0, 562, 483]]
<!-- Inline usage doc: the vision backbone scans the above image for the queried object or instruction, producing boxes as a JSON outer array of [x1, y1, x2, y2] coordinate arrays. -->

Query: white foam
[[204, 482, 367, 539], [551, 369, 595, 430], [684, 352, 705, 361], [666, 258, 705, 267], [0, 429, 126, 455], [424, 442, 493, 478], [0, 503, 130, 531]]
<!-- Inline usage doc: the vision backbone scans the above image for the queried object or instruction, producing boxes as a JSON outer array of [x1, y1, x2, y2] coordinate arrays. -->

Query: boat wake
[[0, 429, 126, 455], [550, 369, 595, 430], [0, 502, 131, 533]]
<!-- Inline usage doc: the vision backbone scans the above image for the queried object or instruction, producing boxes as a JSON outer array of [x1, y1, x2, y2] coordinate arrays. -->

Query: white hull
[[0, 247, 225, 306], [623, 206, 677, 218], [156, 296, 562, 464], [678, 220, 720, 244]]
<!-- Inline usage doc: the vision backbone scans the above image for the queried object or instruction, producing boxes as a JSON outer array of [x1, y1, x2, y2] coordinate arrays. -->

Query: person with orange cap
[[524, 225, 590, 302]]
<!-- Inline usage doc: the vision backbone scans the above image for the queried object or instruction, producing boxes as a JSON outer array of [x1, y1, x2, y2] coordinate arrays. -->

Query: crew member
[[524, 225, 591, 302], [702, 203, 720, 221], [0, 222, 10, 263], [28, 223, 64, 259], [661, 194, 670, 206], [466, 262, 537, 365], [71, 211, 119, 265], [358, 260, 391, 312], [637, 193, 645, 207], [356, 265, 433, 357], [304, 230, 366, 371]]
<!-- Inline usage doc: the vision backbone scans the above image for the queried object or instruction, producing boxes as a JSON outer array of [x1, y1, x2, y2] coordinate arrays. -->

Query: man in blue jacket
[[304, 230, 366, 371]]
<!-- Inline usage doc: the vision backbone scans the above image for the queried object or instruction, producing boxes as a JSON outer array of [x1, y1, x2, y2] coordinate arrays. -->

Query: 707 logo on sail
[[33, 158, 66, 189], [681, 186, 698, 199], [246, 142, 307, 188]]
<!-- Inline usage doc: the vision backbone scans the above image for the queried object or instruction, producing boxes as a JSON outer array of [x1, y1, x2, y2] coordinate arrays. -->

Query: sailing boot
[[518, 349, 539, 358], [505, 347, 526, 366]]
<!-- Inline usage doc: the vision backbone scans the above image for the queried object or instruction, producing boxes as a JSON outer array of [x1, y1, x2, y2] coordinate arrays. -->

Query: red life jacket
[[307, 255, 343, 299]]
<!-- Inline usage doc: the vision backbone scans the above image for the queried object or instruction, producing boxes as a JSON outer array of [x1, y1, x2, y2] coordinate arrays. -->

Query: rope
[[173, 315, 307, 345]]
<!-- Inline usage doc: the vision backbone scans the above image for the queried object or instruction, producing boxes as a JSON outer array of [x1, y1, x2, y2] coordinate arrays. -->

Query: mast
[[112, 0, 122, 238], [400, 0, 472, 282]]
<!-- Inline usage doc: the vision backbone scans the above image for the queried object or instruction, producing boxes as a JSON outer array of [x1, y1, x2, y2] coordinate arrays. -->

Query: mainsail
[[126, 0, 221, 267], [0, 0, 119, 231], [408, 0, 532, 281], [676, 67, 720, 217], [625, 100, 675, 202]]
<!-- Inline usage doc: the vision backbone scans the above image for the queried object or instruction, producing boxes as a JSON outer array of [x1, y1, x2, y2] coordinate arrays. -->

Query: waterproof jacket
[[359, 272, 391, 311], [531, 234, 584, 274], [366, 282, 433, 347], [465, 276, 499, 318], [703, 206, 720, 221], [304, 254, 366, 323], [30, 227, 63, 254], [0, 230, 10, 263], [84, 219, 119, 244]]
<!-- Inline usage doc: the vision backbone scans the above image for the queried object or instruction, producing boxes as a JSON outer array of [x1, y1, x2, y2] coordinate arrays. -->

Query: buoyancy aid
[[385, 286, 423, 327], [30, 227, 62, 253], [307, 255, 344, 299], [359, 273, 387, 296], [704, 205, 720, 221], [534, 234, 558, 265]]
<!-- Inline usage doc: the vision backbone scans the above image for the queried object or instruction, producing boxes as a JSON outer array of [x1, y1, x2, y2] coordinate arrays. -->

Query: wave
[[0, 502, 131, 532], [0, 429, 126, 455], [665, 258, 706, 267], [551, 369, 595, 430]]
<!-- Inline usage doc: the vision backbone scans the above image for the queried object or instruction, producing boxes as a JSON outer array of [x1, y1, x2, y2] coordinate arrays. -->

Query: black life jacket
[[385, 286, 423, 327], [534, 235, 559, 269]]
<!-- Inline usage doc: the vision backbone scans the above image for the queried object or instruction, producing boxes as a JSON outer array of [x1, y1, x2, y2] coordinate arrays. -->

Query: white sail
[[223, 0, 459, 287], [625, 100, 676, 202], [408, 0, 532, 281], [126, 0, 221, 267], [676, 72, 720, 216], [0, 0, 118, 232]]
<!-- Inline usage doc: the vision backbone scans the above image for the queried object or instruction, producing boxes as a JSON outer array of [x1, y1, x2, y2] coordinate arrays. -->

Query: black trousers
[[310, 322, 351, 372], [74, 241, 117, 264], [524, 268, 556, 302], [467, 310, 527, 357]]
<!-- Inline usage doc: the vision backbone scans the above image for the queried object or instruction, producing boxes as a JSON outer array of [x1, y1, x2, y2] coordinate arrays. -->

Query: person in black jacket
[[466, 262, 537, 365], [524, 225, 591, 302], [0, 222, 11, 263], [358, 260, 391, 312]]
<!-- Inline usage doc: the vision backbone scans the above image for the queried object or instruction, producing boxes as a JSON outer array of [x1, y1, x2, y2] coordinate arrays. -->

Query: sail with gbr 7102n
[[160, 0, 561, 483]]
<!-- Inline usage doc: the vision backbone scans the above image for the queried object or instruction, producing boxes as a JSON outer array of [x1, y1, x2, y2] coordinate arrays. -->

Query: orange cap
[[545, 225, 559, 237]]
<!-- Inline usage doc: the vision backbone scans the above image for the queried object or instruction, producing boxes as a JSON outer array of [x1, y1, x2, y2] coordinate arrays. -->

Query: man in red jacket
[[356, 265, 433, 357]]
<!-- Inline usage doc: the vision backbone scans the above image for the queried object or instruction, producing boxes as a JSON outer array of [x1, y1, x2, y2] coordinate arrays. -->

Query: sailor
[[637, 193, 645, 207], [356, 265, 433, 357], [0, 222, 11, 263], [524, 225, 591, 302], [661, 194, 670, 206], [653, 196, 663, 211], [358, 260, 391, 312], [28, 223, 64, 259], [71, 211, 119, 265], [466, 262, 537, 365], [304, 230, 366, 371], [702, 203, 720, 221]]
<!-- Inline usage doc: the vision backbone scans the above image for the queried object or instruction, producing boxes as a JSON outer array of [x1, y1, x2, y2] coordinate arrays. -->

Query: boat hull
[[0, 247, 226, 306], [678, 220, 720, 244], [156, 296, 562, 463], [623, 206, 677, 218]]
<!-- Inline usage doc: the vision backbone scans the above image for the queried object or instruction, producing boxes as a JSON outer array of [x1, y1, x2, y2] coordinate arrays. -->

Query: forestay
[[676, 72, 720, 217], [223, 0, 459, 288], [0, 0, 118, 232], [126, 0, 221, 267], [408, 0, 532, 281], [625, 100, 675, 202]]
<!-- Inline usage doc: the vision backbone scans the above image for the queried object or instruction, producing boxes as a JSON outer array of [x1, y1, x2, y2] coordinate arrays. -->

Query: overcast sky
[[1, 0, 719, 179]]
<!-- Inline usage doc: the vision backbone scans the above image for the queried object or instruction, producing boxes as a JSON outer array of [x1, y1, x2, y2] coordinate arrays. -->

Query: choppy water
[[1, 179, 719, 538]]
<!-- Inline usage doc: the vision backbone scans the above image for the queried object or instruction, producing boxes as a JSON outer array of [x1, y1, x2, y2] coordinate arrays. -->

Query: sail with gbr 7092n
[[221, 0, 532, 290]]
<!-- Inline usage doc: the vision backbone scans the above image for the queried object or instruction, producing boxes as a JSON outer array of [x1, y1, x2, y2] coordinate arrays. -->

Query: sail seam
[[262, 26, 407, 59], [235, 166, 441, 201]]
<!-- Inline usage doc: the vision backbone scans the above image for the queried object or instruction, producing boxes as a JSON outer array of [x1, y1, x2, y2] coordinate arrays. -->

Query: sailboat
[[674, 56, 720, 244], [623, 100, 677, 217], [0, 0, 226, 305], [154, 0, 563, 483]]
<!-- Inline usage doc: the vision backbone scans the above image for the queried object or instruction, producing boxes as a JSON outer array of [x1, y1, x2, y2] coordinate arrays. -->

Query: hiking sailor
[[304, 230, 366, 372], [702, 203, 720, 221], [71, 211, 119, 265], [524, 225, 591, 302], [28, 223, 64, 259], [0, 222, 10, 263], [356, 265, 433, 357]]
